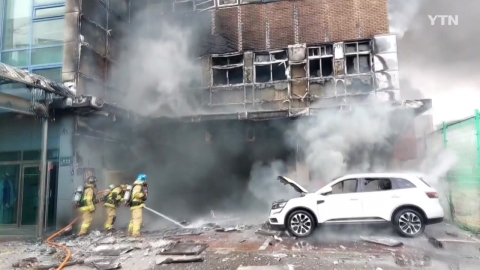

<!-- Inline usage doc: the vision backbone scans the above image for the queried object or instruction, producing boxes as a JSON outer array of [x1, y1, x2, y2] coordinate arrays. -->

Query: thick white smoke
[[110, 10, 203, 117]]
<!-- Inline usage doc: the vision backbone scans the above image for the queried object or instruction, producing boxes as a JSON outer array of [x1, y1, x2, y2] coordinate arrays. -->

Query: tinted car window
[[394, 178, 417, 189], [363, 178, 393, 192], [331, 179, 358, 194]]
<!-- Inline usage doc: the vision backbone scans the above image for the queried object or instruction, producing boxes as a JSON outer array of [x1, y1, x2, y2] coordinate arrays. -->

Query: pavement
[[1, 220, 480, 270]]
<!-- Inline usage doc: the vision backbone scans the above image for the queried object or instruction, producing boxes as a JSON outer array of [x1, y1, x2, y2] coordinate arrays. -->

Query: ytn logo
[[428, 15, 458, 26]]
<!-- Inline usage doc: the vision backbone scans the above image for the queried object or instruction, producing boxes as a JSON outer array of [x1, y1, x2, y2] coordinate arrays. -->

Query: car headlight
[[272, 202, 287, 209]]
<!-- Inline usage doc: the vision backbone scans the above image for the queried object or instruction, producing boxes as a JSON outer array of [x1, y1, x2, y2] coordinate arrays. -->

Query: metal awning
[[150, 98, 433, 123], [0, 63, 74, 97]]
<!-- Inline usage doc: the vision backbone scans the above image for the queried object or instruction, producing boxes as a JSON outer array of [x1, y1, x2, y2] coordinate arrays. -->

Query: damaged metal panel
[[254, 100, 289, 111], [373, 34, 400, 92], [200, 56, 211, 88], [81, 19, 107, 56], [254, 84, 288, 102], [109, 0, 130, 19], [211, 88, 245, 105], [244, 51, 254, 83], [108, 13, 129, 40], [63, 1, 80, 87], [82, 0, 108, 28], [309, 79, 335, 99], [345, 75, 374, 95], [79, 48, 106, 82], [78, 75, 105, 98]]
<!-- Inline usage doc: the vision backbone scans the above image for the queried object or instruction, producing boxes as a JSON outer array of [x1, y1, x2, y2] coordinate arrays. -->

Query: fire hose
[[45, 189, 109, 270]]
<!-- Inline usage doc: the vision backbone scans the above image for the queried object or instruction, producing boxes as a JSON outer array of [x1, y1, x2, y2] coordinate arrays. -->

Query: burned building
[[0, 0, 431, 237]]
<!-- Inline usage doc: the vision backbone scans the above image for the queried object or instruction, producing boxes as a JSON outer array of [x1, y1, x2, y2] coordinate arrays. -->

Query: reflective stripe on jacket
[[79, 184, 95, 212], [130, 180, 145, 210]]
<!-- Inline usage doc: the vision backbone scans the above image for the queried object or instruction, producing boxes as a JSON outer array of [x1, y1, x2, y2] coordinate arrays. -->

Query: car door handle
[[391, 195, 400, 198], [350, 198, 359, 201]]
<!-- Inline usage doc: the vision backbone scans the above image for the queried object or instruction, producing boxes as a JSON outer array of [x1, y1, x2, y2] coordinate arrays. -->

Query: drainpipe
[[37, 113, 49, 239]]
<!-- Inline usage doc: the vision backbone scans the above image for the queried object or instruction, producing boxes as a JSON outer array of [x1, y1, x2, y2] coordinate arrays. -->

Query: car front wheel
[[287, 210, 315, 238], [393, 208, 425, 237]]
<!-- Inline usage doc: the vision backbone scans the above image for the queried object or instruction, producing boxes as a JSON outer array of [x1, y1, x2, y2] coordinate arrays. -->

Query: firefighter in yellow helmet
[[103, 184, 127, 231], [78, 176, 98, 236], [127, 174, 148, 237]]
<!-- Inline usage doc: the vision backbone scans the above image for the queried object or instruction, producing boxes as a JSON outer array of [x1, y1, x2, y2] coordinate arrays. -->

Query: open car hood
[[277, 176, 309, 194]]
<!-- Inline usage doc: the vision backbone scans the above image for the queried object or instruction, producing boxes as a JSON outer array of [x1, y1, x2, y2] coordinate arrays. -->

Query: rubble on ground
[[360, 236, 403, 247]]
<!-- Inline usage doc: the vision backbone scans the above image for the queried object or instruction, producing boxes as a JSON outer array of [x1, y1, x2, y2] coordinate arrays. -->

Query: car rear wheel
[[393, 208, 425, 237], [287, 210, 315, 238]]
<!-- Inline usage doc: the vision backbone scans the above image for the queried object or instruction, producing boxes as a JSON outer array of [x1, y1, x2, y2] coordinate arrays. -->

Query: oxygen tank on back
[[142, 183, 148, 202], [73, 185, 84, 208], [123, 184, 133, 205]]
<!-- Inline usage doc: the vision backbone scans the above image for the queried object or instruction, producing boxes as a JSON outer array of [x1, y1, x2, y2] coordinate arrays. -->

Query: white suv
[[268, 173, 444, 238]]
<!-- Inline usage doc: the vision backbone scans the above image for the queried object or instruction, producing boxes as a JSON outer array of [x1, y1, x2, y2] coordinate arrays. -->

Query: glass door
[[0, 165, 20, 225], [20, 165, 40, 226]]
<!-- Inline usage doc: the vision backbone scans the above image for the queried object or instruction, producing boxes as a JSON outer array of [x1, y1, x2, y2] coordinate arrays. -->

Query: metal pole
[[37, 116, 48, 239]]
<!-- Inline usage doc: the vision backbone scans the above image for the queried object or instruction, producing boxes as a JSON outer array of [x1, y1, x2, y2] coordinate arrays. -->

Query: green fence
[[431, 110, 480, 232]]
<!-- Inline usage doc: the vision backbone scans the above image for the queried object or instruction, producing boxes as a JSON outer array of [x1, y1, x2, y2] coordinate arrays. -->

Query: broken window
[[308, 46, 333, 78], [254, 50, 288, 83], [344, 41, 371, 75], [173, 0, 195, 12], [331, 179, 358, 194], [362, 178, 393, 192], [217, 0, 238, 6], [211, 54, 244, 85]]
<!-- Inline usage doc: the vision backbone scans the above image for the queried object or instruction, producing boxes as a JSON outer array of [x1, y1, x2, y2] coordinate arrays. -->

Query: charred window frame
[[254, 50, 288, 83], [307, 45, 333, 78], [344, 41, 371, 75], [211, 53, 244, 86], [173, 0, 195, 12], [217, 0, 239, 7]]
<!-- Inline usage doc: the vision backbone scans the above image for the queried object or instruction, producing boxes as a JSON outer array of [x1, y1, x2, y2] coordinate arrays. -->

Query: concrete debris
[[155, 255, 204, 265], [158, 242, 208, 256], [149, 239, 177, 249], [271, 253, 288, 259], [180, 220, 189, 226], [274, 235, 283, 242], [36, 260, 84, 270], [148, 228, 203, 237], [237, 266, 293, 270], [92, 259, 121, 270], [427, 237, 444, 248], [446, 231, 459, 237], [394, 254, 431, 267], [216, 227, 238, 232], [93, 244, 138, 256], [360, 236, 403, 247], [97, 236, 117, 245], [255, 229, 280, 237], [339, 245, 346, 250], [12, 257, 38, 268]]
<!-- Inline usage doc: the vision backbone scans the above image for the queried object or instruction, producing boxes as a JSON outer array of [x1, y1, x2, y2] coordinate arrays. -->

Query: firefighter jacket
[[104, 187, 123, 208], [79, 183, 96, 212], [130, 180, 146, 210]]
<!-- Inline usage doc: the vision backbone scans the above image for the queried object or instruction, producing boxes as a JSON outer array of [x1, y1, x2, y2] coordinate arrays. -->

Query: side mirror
[[319, 186, 333, 195]]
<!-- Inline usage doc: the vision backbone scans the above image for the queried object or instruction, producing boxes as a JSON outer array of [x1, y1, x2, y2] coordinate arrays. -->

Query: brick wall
[[213, 0, 389, 52]]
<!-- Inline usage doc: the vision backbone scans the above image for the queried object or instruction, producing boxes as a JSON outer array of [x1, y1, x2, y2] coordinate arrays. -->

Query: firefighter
[[128, 174, 148, 237], [103, 184, 127, 231], [78, 176, 98, 236]]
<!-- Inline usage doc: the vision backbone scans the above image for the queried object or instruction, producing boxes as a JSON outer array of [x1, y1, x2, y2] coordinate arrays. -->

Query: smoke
[[388, 0, 422, 38], [389, 0, 480, 125], [110, 9, 210, 117]]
